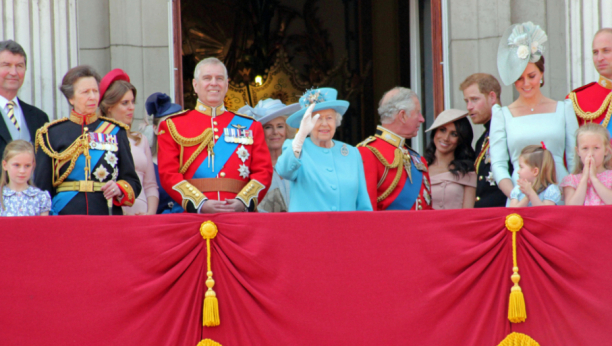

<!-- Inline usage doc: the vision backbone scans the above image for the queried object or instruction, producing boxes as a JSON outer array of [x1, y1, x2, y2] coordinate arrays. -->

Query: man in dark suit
[[460, 73, 509, 208], [0, 40, 48, 156]]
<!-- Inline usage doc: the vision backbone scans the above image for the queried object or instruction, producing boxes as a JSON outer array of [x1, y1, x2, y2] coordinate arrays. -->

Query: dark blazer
[[0, 98, 49, 155], [474, 120, 511, 208]]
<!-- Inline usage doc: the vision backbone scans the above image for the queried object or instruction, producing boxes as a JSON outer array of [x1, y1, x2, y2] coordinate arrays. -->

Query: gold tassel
[[200, 221, 220, 327], [505, 214, 526, 323], [196, 338, 222, 346], [203, 271, 220, 326], [497, 332, 540, 346]]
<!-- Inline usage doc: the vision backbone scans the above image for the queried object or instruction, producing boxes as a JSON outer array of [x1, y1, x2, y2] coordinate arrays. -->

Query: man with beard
[[460, 73, 508, 208]]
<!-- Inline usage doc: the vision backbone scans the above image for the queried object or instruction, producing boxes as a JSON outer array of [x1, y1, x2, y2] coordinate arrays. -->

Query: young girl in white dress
[[1, 140, 51, 216], [509, 144, 561, 207]]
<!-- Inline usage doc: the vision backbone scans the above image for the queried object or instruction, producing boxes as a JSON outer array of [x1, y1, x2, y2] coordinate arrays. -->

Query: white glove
[[292, 103, 320, 157]]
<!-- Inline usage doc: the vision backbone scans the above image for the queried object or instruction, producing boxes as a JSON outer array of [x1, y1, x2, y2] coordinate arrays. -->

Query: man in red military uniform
[[568, 28, 612, 132], [357, 87, 432, 210], [157, 58, 272, 213]]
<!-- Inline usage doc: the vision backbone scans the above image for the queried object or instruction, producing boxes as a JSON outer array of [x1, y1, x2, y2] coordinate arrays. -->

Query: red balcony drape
[[1, 207, 611, 345]]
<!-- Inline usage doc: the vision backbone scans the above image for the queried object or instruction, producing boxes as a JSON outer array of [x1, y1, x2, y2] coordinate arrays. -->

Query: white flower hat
[[497, 22, 548, 86]]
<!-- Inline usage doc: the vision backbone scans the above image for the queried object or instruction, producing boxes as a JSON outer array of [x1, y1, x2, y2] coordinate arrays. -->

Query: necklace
[[522, 97, 544, 112]]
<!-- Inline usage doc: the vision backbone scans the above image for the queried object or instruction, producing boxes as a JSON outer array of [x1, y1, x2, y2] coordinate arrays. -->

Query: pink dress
[[430, 171, 477, 210], [122, 135, 159, 215], [560, 170, 612, 206]]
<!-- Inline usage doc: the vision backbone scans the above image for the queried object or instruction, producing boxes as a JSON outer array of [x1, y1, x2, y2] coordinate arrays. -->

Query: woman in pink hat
[[424, 109, 476, 209]]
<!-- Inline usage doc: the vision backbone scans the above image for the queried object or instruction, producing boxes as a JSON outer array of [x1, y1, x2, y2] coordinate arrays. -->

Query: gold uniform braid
[[568, 91, 612, 125], [364, 145, 404, 203], [165, 119, 214, 174], [35, 119, 87, 187]]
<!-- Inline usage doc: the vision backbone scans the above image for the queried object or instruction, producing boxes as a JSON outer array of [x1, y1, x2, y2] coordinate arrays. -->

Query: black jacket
[[0, 98, 49, 155], [34, 117, 142, 215], [474, 121, 511, 208]]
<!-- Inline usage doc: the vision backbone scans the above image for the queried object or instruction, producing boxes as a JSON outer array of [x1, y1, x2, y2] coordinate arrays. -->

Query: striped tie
[[7, 101, 20, 132]]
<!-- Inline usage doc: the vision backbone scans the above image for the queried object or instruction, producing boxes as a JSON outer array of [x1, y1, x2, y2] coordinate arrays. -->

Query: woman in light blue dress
[[276, 88, 372, 212], [490, 22, 578, 204]]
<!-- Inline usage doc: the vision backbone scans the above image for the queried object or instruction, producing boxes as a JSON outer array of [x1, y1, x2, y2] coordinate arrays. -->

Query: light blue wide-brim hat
[[286, 88, 349, 128], [237, 98, 301, 125], [497, 21, 548, 86]]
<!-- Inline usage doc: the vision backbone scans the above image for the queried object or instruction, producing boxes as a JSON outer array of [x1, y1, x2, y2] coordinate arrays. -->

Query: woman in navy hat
[[490, 22, 578, 205], [99, 69, 159, 215], [276, 88, 372, 212], [144, 92, 185, 214], [238, 99, 300, 212]]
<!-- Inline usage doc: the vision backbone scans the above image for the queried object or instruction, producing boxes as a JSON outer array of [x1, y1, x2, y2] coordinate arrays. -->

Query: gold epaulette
[[35, 118, 70, 151], [356, 136, 376, 147], [98, 116, 130, 131], [159, 109, 190, 122], [35, 117, 87, 187], [233, 112, 256, 121]]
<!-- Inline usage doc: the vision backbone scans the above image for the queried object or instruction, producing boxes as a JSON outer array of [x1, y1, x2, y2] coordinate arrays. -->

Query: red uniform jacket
[[357, 126, 432, 211], [567, 76, 612, 126], [157, 103, 272, 212]]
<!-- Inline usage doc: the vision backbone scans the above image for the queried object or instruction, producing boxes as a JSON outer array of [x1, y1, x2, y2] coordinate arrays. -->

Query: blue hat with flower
[[286, 88, 349, 128], [237, 98, 301, 125], [497, 22, 548, 86]]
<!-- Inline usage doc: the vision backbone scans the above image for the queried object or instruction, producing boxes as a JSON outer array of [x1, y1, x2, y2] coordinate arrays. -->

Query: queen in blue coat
[[276, 88, 372, 212]]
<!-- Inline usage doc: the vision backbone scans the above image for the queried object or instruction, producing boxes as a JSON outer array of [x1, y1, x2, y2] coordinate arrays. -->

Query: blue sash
[[386, 162, 423, 211], [51, 124, 120, 215], [192, 115, 253, 178]]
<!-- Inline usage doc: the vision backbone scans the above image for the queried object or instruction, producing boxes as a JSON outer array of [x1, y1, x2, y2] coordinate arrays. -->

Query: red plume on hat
[[99, 68, 130, 104]]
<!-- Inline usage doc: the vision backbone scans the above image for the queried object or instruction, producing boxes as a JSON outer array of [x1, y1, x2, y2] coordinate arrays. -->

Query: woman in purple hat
[[276, 88, 372, 212]]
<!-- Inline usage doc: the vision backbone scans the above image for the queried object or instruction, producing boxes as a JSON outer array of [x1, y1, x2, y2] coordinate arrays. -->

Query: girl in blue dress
[[1, 140, 51, 216], [509, 144, 561, 207]]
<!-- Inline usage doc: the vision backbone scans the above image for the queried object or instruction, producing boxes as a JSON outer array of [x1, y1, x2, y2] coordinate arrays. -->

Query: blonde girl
[[509, 144, 561, 207], [1, 140, 51, 216], [561, 124, 612, 205]]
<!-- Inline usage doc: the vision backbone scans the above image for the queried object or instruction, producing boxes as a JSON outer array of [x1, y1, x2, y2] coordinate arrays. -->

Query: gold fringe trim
[[364, 145, 404, 202], [196, 339, 222, 346], [505, 214, 527, 323], [165, 119, 214, 174], [568, 91, 612, 125], [201, 221, 220, 327], [35, 119, 91, 187], [497, 332, 540, 346]]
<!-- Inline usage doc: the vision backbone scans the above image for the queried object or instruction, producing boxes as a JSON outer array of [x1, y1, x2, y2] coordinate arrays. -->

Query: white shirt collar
[[0, 95, 20, 111]]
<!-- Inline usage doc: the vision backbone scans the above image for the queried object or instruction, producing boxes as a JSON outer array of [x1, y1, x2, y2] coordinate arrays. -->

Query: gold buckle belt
[[56, 181, 105, 193]]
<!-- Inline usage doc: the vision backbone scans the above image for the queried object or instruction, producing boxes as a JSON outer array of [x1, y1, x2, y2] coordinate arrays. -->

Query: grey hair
[[0, 40, 27, 66], [194, 57, 228, 80], [378, 87, 418, 124], [335, 111, 343, 127], [59, 65, 101, 103]]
